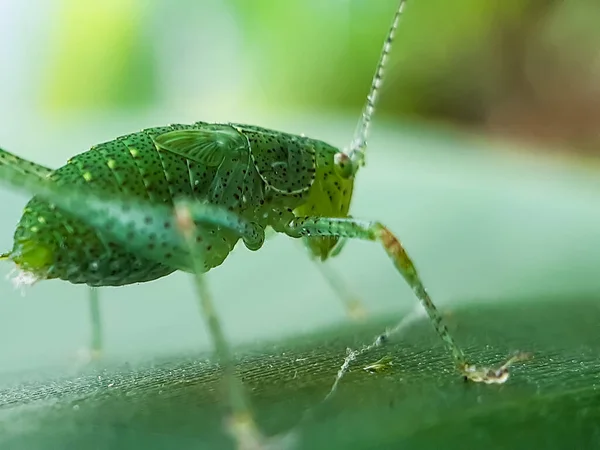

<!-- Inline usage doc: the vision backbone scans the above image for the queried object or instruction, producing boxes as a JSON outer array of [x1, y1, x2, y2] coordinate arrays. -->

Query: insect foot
[[346, 298, 368, 321], [461, 352, 532, 384], [74, 347, 104, 365], [226, 413, 299, 450]]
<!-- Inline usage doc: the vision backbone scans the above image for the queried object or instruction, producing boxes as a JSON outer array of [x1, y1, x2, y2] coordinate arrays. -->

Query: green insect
[[0, 0, 527, 446]]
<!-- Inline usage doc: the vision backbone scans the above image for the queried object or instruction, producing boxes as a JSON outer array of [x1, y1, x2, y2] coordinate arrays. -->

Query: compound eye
[[333, 152, 353, 179]]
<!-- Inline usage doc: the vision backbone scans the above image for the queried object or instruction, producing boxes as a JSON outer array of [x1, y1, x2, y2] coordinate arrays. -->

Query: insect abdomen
[[10, 124, 242, 286]]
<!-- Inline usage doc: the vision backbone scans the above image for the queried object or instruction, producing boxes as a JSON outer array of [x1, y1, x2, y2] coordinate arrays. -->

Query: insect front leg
[[87, 287, 103, 360], [265, 227, 367, 320], [286, 216, 530, 384], [302, 237, 367, 321]]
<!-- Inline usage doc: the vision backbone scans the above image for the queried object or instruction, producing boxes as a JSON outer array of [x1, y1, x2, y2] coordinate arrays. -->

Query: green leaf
[[2, 119, 600, 450], [1, 296, 598, 449]]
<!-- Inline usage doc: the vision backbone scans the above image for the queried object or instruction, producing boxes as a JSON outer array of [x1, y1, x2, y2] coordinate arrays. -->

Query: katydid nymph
[[0, 0, 528, 446]]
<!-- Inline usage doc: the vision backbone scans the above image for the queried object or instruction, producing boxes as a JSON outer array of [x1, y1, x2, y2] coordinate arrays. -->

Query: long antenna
[[347, 0, 407, 172]]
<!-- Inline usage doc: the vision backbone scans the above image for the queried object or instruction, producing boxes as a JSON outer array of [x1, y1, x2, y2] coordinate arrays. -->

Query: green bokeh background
[[1, 1, 600, 448]]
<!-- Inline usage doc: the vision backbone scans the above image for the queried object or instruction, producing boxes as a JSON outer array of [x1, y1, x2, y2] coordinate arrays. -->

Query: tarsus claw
[[462, 352, 532, 384]]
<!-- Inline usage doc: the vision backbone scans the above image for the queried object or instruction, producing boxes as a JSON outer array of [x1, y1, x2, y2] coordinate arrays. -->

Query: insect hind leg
[[287, 216, 531, 384], [0, 147, 53, 178]]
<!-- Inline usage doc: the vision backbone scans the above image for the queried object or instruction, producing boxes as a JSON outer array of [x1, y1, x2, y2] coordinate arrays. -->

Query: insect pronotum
[[0, 0, 528, 446]]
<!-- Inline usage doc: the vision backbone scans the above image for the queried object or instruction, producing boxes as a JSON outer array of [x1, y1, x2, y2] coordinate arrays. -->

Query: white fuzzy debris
[[321, 304, 427, 405], [7, 268, 40, 296], [322, 348, 359, 403]]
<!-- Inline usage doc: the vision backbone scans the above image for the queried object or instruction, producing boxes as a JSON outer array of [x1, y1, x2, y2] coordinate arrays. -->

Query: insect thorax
[[230, 124, 355, 260], [8, 122, 354, 286]]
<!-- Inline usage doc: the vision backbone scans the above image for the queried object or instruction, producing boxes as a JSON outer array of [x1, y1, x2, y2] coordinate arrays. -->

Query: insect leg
[[0, 165, 294, 444], [286, 216, 530, 384], [0, 147, 53, 178], [0, 164, 263, 271], [303, 240, 367, 321], [88, 287, 103, 359], [175, 204, 259, 447], [265, 228, 366, 320], [174, 203, 295, 449]]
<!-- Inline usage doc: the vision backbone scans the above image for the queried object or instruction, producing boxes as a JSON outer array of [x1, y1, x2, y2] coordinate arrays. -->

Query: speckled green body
[[10, 122, 354, 286], [2, 0, 518, 395]]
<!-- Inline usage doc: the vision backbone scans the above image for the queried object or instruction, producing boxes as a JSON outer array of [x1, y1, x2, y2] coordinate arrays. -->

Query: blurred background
[[5, 0, 600, 147], [2, 0, 600, 376]]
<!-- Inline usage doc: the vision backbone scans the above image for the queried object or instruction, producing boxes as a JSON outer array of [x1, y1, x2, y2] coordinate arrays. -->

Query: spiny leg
[[174, 202, 296, 450], [0, 147, 53, 178], [287, 216, 530, 384], [0, 162, 259, 272]]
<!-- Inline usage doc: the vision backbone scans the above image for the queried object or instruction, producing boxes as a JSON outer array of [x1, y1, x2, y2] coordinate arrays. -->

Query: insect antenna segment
[[347, 0, 407, 174]]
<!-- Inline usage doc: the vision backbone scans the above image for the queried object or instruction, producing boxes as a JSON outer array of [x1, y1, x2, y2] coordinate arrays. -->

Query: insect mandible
[[0, 0, 528, 446]]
